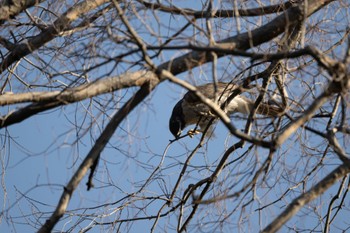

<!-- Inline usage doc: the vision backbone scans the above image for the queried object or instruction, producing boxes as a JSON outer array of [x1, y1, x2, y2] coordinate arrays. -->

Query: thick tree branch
[[0, 0, 44, 24], [157, 0, 335, 74], [0, 70, 156, 106], [0, 0, 335, 131], [0, 0, 348, 232], [138, 0, 294, 18], [0, 0, 109, 74], [162, 70, 273, 148], [37, 80, 157, 233], [275, 49, 349, 148], [0, 71, 157, 128], [262, 163, 350, 233]]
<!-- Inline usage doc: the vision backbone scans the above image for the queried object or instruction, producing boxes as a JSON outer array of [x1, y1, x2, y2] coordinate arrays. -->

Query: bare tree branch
[[0, 70, 156, 106], [0, 0, 44, 24], [0, 0, 334, 130], [1, 0, 348, 232], [0, 0, 109, 74], [156, 0, 334, 74], [275, 46, 349, 148], [37, 79, 157, 233], [0, 71, 157, 128], [138, 0, 294, 18], [262, 163, 350, 233]]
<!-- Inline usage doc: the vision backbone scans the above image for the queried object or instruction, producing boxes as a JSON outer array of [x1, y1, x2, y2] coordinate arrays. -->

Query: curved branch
[[138, 0, 294, 18], [262, 163, 350, 233], [0, 0, 335, 129], [0, 0, 110, 74], [37, 80, 157, 233], [275, 49, 349, 147], [0, 70, 156, 106], [162, 70, 273, 148], [158, 0, 335, 74], [0, 71, 157, 128], [0, 0, 44, 25]]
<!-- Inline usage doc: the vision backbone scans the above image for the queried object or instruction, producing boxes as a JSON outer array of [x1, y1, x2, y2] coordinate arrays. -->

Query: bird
[[169, 82, 284, 138]]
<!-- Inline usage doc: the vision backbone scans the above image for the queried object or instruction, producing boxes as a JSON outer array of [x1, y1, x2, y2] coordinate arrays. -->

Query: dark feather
[[169, 82, 284, 138]]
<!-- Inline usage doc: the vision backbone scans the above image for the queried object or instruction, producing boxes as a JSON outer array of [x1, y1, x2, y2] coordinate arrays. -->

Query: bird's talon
[[187, 129, 200, 138]]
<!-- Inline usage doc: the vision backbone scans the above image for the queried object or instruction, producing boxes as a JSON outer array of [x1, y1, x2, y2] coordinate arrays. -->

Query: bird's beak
[[174, 130, 181, 139]]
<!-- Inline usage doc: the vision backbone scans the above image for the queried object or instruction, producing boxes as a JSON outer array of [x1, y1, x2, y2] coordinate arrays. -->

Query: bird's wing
[[183, 82, 238, 103], [214, 83, 284, 117], [181, 82, 242, 115], [181, 83, 228, 115], [183, 82, 283, 117]]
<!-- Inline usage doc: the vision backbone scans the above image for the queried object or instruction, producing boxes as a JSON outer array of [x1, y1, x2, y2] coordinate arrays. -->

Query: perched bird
[[169, 82, 283, 138]]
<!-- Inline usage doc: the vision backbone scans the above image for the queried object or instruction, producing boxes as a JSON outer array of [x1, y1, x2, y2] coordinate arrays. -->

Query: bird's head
[[169, 101, 185, 138]]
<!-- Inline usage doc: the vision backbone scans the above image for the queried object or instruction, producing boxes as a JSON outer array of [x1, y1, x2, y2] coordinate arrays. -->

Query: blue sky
[[1, 0, 350, 232]]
